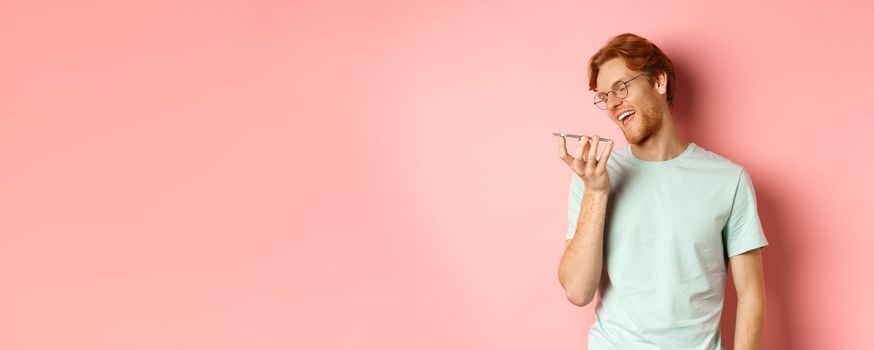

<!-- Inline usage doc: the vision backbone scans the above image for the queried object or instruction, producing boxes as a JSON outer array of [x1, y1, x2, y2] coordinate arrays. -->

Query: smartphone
[[553, 132, 611, 142]]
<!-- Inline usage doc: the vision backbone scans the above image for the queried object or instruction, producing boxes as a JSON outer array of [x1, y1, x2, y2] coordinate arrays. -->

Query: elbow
[[566, 291, 594, 307], [559, 273, 595, 307], [558, 266, 596, 307]]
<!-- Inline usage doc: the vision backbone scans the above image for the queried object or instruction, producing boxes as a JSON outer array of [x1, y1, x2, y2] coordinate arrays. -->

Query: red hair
[[588, 33, 678, 108]]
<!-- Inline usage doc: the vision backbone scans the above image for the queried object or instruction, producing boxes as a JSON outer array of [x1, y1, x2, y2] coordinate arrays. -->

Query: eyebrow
[[595, 76, 630, 93]]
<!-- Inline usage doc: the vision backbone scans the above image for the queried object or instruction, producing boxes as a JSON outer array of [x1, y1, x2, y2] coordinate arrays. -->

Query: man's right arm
[[558, 189, 609, 307]]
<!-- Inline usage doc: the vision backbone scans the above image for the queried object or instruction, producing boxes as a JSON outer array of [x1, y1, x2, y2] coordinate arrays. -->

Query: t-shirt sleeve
[[722, 167, 769, 258], [565, 174, 585, 240]]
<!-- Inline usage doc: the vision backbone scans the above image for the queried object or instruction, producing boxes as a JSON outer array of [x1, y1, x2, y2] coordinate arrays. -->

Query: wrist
[[584, 189, 609, 198]]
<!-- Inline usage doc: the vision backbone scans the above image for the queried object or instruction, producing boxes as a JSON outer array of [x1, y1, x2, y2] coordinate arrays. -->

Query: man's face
[[595, 57, 665, 145]]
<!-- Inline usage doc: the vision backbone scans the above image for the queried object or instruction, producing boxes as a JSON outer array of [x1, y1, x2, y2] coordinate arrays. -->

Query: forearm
[[733, 296, 766, 350], [558, 190, 609, 306]]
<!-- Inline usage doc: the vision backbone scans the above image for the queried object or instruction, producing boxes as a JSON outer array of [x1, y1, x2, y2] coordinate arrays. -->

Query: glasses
[[593, 72, 648, 110]]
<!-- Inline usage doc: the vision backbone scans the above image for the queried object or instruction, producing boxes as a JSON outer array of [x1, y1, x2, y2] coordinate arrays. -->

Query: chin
[[625, 136, 643, 145], [621, 113, 657, 145], [623, 128, 653, 145], [620, 127, 641, 144]]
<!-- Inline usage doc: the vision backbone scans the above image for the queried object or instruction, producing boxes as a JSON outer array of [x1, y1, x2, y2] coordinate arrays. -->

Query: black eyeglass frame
[[593, 72, 650, 110]]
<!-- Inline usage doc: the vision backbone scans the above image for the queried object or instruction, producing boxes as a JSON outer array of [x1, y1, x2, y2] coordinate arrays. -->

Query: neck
[[629, 110, 689, 162]]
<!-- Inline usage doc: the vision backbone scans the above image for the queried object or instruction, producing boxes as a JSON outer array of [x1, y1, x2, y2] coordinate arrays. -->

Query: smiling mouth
[[623, 115, 635, 128], [618, 110, 635, 127]]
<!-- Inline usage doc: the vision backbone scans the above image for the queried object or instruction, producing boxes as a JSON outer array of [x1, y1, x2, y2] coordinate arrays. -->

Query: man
[[556, 33, 768, 350]]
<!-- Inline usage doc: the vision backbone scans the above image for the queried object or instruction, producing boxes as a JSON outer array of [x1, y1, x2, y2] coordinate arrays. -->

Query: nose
[[607, 93, 623, 111]]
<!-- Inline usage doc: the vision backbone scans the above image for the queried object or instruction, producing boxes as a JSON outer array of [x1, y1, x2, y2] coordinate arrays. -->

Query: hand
[[558, 134, 614, 194]]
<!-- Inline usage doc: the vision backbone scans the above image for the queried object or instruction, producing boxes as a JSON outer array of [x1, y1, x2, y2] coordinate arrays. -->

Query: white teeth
[[619, 110, 635, 121]]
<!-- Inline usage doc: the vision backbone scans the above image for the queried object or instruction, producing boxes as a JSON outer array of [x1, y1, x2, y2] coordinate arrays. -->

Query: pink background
[[1, 0, 872, 349]]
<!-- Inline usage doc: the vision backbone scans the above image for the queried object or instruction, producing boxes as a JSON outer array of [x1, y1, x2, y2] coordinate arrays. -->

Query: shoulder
[[687, 143, 745, 174]]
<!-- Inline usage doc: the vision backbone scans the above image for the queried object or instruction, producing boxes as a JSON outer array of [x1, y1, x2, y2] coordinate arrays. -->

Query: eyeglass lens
[[594, 81, 629, 110]]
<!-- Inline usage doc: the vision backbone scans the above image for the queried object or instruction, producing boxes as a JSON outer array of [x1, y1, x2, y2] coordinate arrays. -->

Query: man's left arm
[[730, 247, 766, 350]]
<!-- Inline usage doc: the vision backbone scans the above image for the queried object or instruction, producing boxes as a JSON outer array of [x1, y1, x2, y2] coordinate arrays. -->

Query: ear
[[655, 72, 668, 95]]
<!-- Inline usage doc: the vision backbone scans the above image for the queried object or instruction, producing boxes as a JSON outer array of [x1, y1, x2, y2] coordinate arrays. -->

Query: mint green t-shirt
[[565, 142, 768, 350]]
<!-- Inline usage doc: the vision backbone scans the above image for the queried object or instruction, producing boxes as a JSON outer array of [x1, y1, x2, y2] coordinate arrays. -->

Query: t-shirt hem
[[727, 239, 769, 258]]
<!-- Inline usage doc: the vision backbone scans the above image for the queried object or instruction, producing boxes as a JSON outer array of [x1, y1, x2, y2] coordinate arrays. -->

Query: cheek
[[629, 97, 654, 116], [627, 95, 646, 108]]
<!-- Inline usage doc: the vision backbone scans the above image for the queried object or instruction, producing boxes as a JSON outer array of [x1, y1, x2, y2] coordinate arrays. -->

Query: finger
[[596, 139, 614, 172], [558, 136, 575, 167], [578, 137, 591, 164], [586, 134, 600, 171]]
